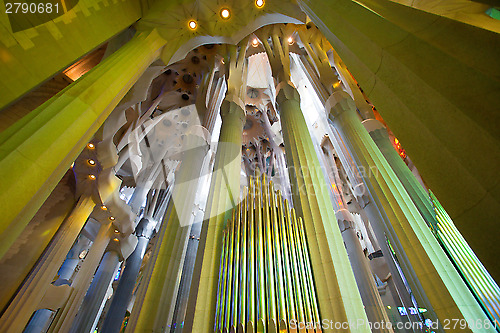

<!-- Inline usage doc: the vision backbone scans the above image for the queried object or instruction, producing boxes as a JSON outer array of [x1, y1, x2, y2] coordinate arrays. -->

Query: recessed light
[[252, 38, 259, 47], [88, 174, 96, 180], [87, 143, 95, 149], [220, 8, 230, 19], [109, 216, 115, 221], [188, 20, 197, 30], [255, 0, 264, 8], [287, 36, 294, 45], [88, 159, 96, 165], [101, 205, 107, 211]]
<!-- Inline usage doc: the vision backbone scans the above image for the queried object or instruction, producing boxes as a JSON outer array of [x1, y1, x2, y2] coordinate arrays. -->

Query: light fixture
[[255, 0, 264, 8], [70, 162, 75, 168], [114, 229, 120, 233], [88, 174, 96, 180], [252, 38, 259, 47], [188, 20, 197, 30], [101, 205, 107, 211], [287, 36, 294, 45], [109, 216, 115, 221], [113, 237, 119, 242], [220, 8, 230, 19], [87, 143, 95, 149], [78, 250, 88, 259], [87, 159, 96, 166]]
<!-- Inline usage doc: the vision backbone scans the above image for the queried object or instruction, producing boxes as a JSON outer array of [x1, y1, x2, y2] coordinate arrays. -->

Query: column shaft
[[48, 222, 113, 333], [69, 250, 120, 333], [277, 83, 370, 332], [327, 91, 493, 331], [130, 131, 211, 332], [0, 196, 95, 332], [184, 100, 245, 333], [0, 29, 166, 259], [101, 218, 154, 333]]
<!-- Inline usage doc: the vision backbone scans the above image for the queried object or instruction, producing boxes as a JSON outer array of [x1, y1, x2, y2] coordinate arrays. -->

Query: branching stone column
[[184, 99, 246, 332], [0, 196, 95, 332], [128, 128, 210, 333], [69, 249, 120, 333], [335, 209, 392, 333], [276, 82, 370, 332], [0, 29, 166, 259], [101, 217, 156, 333], [327, 90, 494, 332], [48, 221, 113, 333]]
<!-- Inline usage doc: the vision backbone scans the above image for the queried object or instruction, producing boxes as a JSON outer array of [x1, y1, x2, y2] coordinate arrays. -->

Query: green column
[[299, 0, 500, 282], [277, 82, 370, 332], [327, 90, 494, 332], [0, 29, 166, 259], [130, 130, 210, 333], [184, 99, 245, 333], [362, 119, 437, 232]]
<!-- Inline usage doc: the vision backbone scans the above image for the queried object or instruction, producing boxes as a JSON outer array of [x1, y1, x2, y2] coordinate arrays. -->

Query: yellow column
[[277, 83, 370, 332], [130, 130, 210, 333], [0, 29, 166, 259], [184, 99, 246, 332]]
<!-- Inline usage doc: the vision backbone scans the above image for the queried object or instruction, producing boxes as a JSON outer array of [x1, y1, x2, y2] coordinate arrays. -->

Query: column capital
[[135, 218, 156, 239], [353, 183, 370, 207], [335, 208, 357, 232], [220, 99, 245, 123], [361, 119, 389, 141], [325, 90, 356, 119], [276, 81, 300, 106]]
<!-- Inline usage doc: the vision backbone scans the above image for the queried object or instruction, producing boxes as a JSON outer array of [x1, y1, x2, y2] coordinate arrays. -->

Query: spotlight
[[87, 143, 95, 149], [101, 205, 107, 211], [220, 8, 230, 19], [188, 20, 197, 30], [88, 159, 96, 166], [109, 216, 115, 221], [114, 229, 120, 234], [252, 38, 259, 47], [287, 36, 294, 45], [88, 174, 96, 180], [113, 237, 119, 242], [255, 0, 264, 8]]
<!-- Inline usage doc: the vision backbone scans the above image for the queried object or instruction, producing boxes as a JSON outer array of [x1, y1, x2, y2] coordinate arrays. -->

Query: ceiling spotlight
[[114, 229, 120, 233], [101, 205, 107, 211], [287, 36, 294, 45], [113, 237, 119, 242], [87, 143, 95, 149], [109, 216, 115, 221], [252, 38, 259, 47], [220, 8, 230, 19], [87, 159, 96, 166], [255, 0, 264, 8], [88, 174, 96, 180], [188, 20, 197, 30]]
